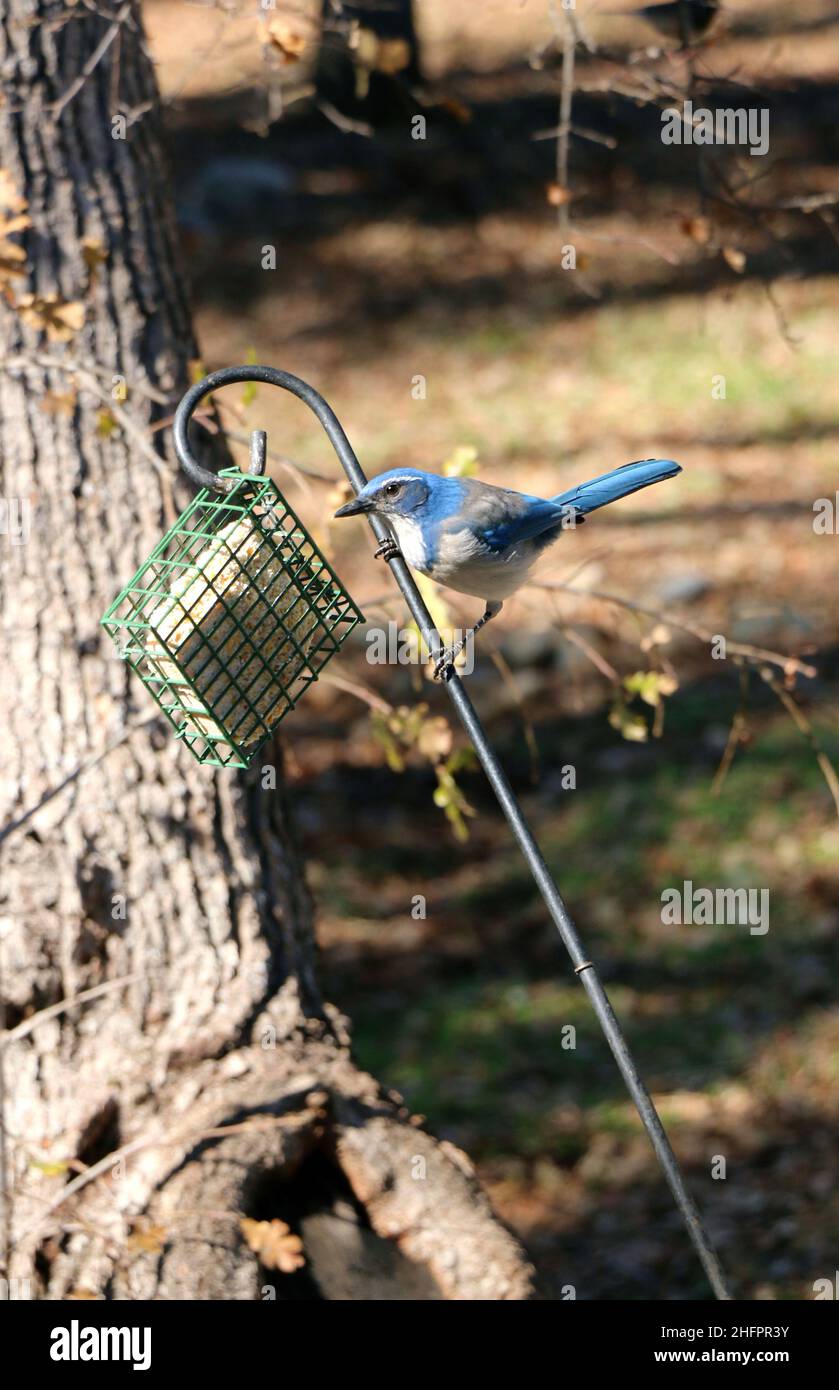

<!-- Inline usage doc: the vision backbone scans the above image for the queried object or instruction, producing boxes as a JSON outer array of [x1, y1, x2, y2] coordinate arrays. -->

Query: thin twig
[[553, 0, 576, 241], [1, 974, 144, 1047], [533, 579, 818, 679], [488, 646, 541, 784], [316, 99, 374, 138], [1, 354, 171, 478], [533, 123, 617, 149], [710, 668, 751, 797], [758, 667, 839, 817], [51, 1, 133, 119], [318, 670, 392, 715], [558, 623, 621, 684], [0, 714, 159, 848]]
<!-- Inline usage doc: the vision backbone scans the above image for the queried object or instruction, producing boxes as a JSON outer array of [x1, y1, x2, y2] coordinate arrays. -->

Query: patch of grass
[[334, 692, 839, 1183]]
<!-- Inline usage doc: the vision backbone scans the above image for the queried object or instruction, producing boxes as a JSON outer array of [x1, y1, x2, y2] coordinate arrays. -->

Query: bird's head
[[334, 468, 437, 521]]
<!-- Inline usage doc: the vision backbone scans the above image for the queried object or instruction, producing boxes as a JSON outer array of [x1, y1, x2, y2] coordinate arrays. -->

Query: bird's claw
[[373, 538, 401, 562], [433, 648, 458, 682]]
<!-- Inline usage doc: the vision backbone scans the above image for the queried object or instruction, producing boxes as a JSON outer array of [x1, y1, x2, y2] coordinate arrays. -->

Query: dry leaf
[[0, 205, 30, 285], [0, 168, 28, 214], [547, 183, 572, 207], [378, 38, 411, 73], [722, 246, 746, 273], [439, 96, 472, 124], [67, 1288, 100, 1300], [127, 1222, 167, 1255], [41, 388, 78, 417], [641, 623, 672, 652], [680, 215, 712, 245], [352, 27, 411, 74], [240, 1217, 305, 1273], [0, 212, 31, 237], [18, 292, 85, 343], [81, 235, 107, 284], [0, 239, 27, 284], [263, 17, 307, 64], [417, 714, 453, 762]]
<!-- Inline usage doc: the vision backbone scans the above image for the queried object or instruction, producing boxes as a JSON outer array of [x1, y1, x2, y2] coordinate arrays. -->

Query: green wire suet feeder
[[101, 424, 363, 768]]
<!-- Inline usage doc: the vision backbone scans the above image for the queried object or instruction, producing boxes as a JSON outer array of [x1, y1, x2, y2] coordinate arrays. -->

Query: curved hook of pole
[[172, 362, 412, 638], [173, 364, 372, 496]]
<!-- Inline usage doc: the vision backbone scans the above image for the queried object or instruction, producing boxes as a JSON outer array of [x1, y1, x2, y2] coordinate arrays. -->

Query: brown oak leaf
[[352, 27, 411, 74], [240, 1217, 305, 1273], [127, 1221, 167, 1255], [0, 168, 28, 214], [263, 18, 307, 64], [81, 235, 107, 284], [18, 292, 85, 342]]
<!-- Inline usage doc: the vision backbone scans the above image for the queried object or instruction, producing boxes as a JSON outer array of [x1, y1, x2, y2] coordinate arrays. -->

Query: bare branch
[[1, 975, 144, 1048], [51, 2, 134, 120], [532, 579, 818, 679]]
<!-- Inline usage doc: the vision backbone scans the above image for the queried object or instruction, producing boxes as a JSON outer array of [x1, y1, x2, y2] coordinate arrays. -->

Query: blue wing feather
[[484, 457, 682, 550], [480, 495, 564, 551], [552, 459, 681, 516]]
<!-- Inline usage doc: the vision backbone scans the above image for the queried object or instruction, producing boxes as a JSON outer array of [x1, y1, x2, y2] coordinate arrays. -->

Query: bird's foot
[[373, 537, 401, 562], [433, 641, 464, 682]]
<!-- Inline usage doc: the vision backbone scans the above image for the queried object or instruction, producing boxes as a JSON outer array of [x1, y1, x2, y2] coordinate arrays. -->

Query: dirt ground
[[144, 0, 839, 1299]]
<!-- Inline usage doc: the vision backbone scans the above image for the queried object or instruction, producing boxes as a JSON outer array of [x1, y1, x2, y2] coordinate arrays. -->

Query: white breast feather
[[430, 529, 536, 601], [389, 515, 428, 571], [391, 517, 542, 601]]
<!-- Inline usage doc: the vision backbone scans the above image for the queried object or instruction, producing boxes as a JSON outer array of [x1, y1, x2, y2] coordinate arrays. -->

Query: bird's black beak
[[333, 496, 371, 518]]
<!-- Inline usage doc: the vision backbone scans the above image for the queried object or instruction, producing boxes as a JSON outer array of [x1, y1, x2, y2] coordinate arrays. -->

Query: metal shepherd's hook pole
[[174, 364, 733, 1301]]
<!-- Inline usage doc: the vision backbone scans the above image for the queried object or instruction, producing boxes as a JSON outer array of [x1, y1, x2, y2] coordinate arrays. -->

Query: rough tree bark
[[0, 0, 531, 1300]]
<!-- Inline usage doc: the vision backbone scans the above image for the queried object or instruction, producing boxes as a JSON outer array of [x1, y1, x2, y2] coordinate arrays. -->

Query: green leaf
[[442, 444, 479, 478], [31, 1158, 70, 1177], [609, 700, 649, 742], [96, 409, 117, 438], [623, 669, 678, 708]]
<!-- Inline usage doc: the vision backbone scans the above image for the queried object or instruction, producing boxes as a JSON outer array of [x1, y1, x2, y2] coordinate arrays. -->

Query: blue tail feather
[[552, 459, 681, 516]]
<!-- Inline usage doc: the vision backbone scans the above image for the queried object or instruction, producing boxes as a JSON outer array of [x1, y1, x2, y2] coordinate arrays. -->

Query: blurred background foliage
[[146, 0, 839, 1297]]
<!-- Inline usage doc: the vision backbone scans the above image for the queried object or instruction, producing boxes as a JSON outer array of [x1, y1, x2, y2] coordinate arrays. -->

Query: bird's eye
[[384, 482, 401, 498]]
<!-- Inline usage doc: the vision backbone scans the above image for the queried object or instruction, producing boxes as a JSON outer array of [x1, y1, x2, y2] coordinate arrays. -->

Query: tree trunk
[[0, 0, 531, 1300]]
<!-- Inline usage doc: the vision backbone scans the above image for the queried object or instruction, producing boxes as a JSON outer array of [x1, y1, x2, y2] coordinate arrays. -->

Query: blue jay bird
[[335, 458, 681, 676]]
